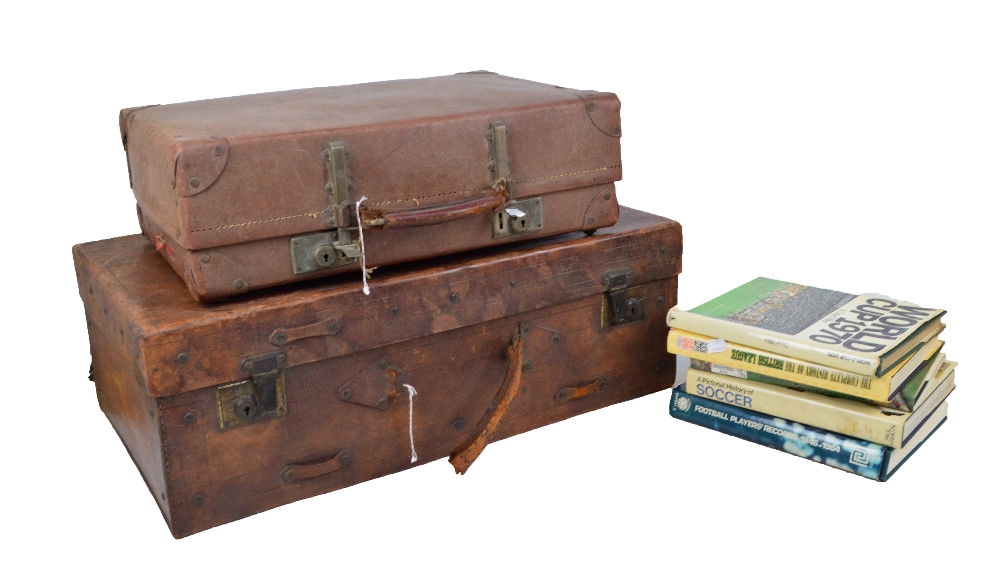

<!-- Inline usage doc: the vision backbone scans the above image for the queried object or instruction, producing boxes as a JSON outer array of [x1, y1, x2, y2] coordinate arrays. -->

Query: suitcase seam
[[185, 164, 622, 233]]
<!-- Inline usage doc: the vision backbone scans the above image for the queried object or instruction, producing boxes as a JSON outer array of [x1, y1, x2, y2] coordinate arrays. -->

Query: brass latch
[[600, 268, 647, 328], [291, 142, 360, 275], [217, 352, 288, 430], [488, 122, 543, 238]]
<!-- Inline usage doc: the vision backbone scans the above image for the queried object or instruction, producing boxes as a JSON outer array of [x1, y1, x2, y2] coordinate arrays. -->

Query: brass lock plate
[[217, 352, 288, 430], [493, 197, 543, 239], [290, 232, 357, 275], [601, 285, 647, 329]]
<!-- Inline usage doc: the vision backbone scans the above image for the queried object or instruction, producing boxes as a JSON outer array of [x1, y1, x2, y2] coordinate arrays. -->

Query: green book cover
[[667, 277, 945, 377]]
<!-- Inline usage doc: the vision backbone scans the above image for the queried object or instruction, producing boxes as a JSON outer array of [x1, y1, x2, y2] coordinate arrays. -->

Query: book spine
[[669, 386, 890, 481], [685, 369, 907, 448], [667, 328, 891, 402], [667, 308, 880, 377]]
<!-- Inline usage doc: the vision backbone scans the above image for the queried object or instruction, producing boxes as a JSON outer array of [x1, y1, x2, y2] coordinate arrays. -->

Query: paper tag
[[709, 363, 747, 379], [705, 339, 727, 353], [505, 207, 527, 218], [676, 336, 728, 354]]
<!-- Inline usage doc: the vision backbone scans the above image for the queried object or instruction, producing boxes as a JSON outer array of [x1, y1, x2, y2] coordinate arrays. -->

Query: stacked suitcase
[[74, 72, 683, 537]]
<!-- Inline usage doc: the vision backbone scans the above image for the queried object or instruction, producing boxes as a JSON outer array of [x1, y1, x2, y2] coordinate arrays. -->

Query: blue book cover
[[669, 384, 947, 481]]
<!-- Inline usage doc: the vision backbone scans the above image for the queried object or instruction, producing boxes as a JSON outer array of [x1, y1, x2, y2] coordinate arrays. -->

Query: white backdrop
[[2, 1, 997, 563]]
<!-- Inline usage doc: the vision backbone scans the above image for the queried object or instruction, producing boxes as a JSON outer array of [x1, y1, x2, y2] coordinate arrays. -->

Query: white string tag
[[403, 383, 418, 463], [355, 196, 370, 295]]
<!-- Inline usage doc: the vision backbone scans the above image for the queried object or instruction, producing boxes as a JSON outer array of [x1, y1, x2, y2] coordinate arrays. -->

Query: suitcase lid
[[75, 207, 681, 398], [121, 72, 623, 251]]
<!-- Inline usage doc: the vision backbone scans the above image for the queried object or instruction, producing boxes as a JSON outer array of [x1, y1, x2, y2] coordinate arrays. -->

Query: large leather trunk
[[74, 207, 681, 538], [121, 72, 624, 301]]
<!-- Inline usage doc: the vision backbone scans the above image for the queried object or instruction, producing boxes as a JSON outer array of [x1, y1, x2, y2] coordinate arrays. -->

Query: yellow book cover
[[668, 328, 942, 404], [684, 368, 955, 448]]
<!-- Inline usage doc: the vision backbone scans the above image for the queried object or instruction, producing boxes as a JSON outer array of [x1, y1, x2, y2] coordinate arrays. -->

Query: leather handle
[[269, 316, 341, 346], [361, 179, 509, 229], [449, 328, 524, 475], [555, 377, 609, 403], [280, 450, 352, 483]]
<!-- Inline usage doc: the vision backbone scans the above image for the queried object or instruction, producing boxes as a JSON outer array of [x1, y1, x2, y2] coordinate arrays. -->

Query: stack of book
[[666, 277, 954, 481]]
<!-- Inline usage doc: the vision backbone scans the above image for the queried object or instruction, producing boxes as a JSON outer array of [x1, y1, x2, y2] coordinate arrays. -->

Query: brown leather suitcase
[[74, 207, 680, 538], [121, 71, 624, 301]]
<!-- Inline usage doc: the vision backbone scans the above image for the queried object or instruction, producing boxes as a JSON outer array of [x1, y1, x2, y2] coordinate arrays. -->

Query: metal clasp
[[216, 352, 288, 430], [600, 268, 646, 328], [291, 142, 361, 275]]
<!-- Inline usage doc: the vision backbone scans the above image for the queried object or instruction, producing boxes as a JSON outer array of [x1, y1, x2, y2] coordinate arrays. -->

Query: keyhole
[[519, 218, 527, 229], [624, 298, 641, 320], [498, 212, 504, 230], [322, 253, 330, 263], [234, 397, 257, 420]]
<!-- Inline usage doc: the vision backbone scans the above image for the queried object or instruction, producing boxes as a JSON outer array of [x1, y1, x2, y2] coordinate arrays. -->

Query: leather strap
[[448, 330, 524, 474]]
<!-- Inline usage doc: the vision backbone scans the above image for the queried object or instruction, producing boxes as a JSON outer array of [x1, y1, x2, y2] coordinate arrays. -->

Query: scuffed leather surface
[[74, 207, 681, 537], [123, 73, 623, 250]]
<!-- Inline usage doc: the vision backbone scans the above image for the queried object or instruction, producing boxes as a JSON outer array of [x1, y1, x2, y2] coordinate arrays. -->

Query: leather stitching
[[188, 164, 621, 233], [190, 211, 325, 233]]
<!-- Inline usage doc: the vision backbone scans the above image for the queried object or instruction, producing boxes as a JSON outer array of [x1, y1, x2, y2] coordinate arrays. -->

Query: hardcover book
[[684, 368, 955, 448], [666, 277, 945, 377], [669, 384, 948, 481], [668, 327, 943, 407]]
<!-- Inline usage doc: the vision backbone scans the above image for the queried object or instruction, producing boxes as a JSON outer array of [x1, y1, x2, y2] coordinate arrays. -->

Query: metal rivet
[[199, 254, 210, 264], [588, 217, 596, 226], [339, 452, 351, 464], [282, 469, 298, 482], [509, 280, 516, 288], [213, 146, 224, 157], [377, 397, 388, 409], [327, 322, 339, 333], [586, 102, 596, 112], [612, 125, 621, 135], [339, 389, 352, 400], [604, 193, 611, 201], [188, 178, 200, 189], [452, 418, 466, 430], [654, 362, 665, 373], [277, 353, 286, 363], [522, 362, 532, 372], [449, 293, 458, 302], [233, 279, 245, 290], [659, 246, 666, 254], [182, 411, 196, 425], [551, 334, 560, 344], [391, 307, 400, 317], [176, 352, 189, 364], [273, 332, 287, 345], [656, 296, 665, 306]]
